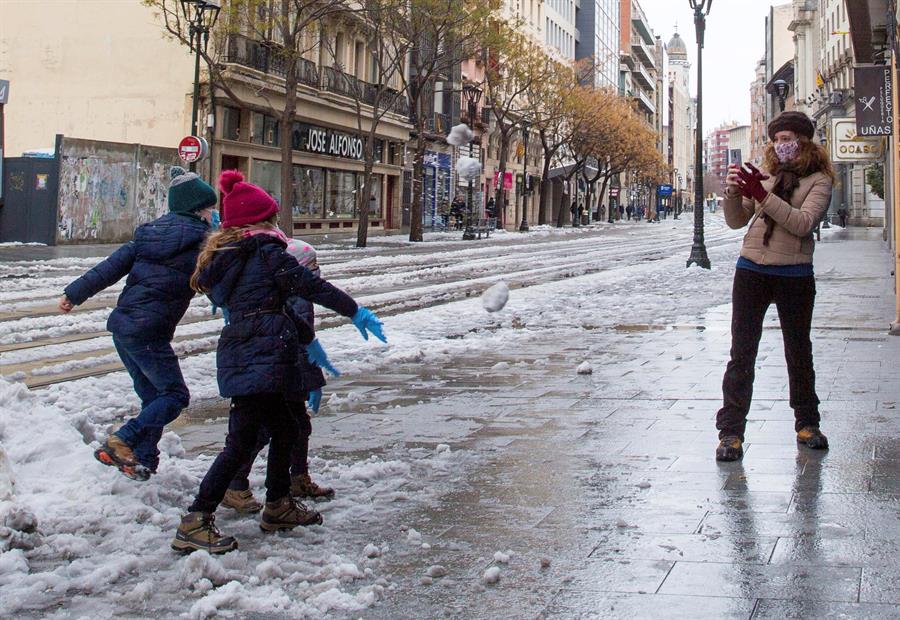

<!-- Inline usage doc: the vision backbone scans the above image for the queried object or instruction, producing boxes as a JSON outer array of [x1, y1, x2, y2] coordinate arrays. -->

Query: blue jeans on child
[[112, 336, 190, 471]]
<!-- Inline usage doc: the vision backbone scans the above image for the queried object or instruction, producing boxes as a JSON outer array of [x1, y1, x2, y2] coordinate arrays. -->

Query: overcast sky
[[639, 0, 778, 130]]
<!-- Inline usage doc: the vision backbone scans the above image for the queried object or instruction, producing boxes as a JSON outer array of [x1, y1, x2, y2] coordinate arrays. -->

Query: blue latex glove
[[307, 388, 322, 415], [351, 307, 387, 343], [307, 338, 340, 376]]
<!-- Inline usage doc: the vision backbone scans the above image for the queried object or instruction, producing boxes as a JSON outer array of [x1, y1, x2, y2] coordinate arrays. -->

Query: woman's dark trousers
[[716, 268, 820, 440], [189, 394, 298, 513]]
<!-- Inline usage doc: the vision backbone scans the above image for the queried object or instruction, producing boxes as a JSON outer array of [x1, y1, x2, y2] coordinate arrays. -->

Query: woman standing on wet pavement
[[715, 111, 834, 462]]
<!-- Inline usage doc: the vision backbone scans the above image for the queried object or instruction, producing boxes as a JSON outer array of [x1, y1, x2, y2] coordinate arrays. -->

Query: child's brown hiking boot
[[260, 496, 323, 532], [222, 489, 263, 514], [94, 435, 150, 481], [291, 473, 335, 500], [171, 512, 238, 554]]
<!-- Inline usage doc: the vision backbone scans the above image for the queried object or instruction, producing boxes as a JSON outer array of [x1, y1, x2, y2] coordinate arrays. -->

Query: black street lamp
[[519, 119, 531, 232], [462, 83, 483, 241], [687, 0, 712, 269], [773, 78, 789, 112], [180, 0, 221, 172]]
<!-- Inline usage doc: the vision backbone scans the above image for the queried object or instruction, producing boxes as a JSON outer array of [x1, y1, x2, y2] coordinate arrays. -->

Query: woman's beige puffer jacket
[[722, 171, 833, 265]]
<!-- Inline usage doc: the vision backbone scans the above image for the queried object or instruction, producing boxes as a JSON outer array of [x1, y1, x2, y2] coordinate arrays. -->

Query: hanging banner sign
[[854, 65, 894, 136]]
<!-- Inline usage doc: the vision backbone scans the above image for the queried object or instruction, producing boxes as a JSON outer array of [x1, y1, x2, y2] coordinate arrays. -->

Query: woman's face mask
[[775, 140, 799, 163]]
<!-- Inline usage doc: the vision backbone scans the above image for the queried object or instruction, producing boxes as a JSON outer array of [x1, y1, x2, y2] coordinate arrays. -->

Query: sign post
[[178, 135, 209, 166], [854, 65, 893, 137], [0, 79, 8, 206]]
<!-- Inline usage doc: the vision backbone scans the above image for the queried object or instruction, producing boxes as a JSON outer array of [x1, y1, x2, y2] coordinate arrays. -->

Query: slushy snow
[[576, 361, 593, 375]]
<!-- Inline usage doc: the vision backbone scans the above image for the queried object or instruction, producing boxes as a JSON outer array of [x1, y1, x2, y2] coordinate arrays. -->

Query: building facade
[[546, 0, 578, 62], [618, 0, 657, 127], [0, 0, 412, 237], [750, 57, 768, 164], [666, 32, 695, 205], [0, 0, 195, 156], [707, 124, 735, 188], [576, 0, 621, 89]]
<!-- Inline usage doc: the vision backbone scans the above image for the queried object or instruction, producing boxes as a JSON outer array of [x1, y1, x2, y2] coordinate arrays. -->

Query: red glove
[[736, 163, 770, 203]]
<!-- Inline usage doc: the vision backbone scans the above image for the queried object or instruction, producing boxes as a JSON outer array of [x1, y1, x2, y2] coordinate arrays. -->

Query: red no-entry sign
[[178, 135, 207, 163]]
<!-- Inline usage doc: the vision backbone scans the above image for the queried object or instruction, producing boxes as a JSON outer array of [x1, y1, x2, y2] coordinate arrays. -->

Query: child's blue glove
[[351, 307, 387, 343], [210, 209, 221, 229], [307, 338, 340, 376], [308, 388, 322, 415]]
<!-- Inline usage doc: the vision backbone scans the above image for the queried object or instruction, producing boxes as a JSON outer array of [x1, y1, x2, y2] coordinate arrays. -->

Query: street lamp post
[[673, 168, 679, 219], [773, 78, 789, 113], [180, 0, 221, 173], [519, 119, 531, 232], [462, 83, 483, 241], [687, 0, 712, 269]]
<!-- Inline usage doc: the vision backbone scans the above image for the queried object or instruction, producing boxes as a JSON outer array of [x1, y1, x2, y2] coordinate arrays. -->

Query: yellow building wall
[[0, 0, 194, 155]]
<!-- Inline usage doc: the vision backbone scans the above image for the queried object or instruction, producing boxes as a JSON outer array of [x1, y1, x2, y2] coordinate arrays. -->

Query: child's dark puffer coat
[[198, 234, 357, 399], [64, 212, 209, 341]]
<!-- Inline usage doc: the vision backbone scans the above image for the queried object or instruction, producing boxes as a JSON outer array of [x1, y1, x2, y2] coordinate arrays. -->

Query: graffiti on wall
[[56, 139, 180, 244], [57, 156, 132, 241]]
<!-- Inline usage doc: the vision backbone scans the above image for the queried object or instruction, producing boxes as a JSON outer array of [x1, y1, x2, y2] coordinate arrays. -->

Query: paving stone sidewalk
[[179, 227, 900, 619]]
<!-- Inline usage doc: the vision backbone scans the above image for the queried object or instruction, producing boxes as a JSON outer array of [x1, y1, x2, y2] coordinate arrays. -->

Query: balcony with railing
[[224, 34, 319, 88], [630, 35, 656, 69], [224, 34, 409, 119]]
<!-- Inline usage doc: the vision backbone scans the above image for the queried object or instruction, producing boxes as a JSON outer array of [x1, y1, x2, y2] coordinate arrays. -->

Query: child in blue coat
[[221, 240, 339, 517], [173, 171, 385, 554], [60, 167, 217, 480]]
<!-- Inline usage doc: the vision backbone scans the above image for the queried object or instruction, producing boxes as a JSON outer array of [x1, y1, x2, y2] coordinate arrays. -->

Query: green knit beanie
[[168, 166, 218, 214]]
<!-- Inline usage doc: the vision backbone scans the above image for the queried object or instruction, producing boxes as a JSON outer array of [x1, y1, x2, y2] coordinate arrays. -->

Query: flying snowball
[[482, 282, 509, 313], [446, 123, 474, 146], [456, 156, 482, 180]]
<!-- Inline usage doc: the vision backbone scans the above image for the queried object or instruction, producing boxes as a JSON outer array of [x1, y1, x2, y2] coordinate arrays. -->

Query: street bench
[[472, 218, 495, 239]]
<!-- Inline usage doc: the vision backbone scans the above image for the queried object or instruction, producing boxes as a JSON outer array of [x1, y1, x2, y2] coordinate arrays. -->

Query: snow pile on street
[[0, 376, 473, 618], [576, 361, 593, 375], [481, 281, 510, 313]]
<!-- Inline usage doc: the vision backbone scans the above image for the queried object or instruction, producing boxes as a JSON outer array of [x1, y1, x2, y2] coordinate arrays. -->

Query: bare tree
[[482, 26, 556, 229], [330, 0, 410, 247], [393, 0, 499, 242]]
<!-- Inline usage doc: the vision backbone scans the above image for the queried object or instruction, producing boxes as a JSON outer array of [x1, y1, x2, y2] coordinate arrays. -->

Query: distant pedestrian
[[570, 202, 578, 227], [618, 205, 624, 220], [625, 205, 634, 220], [716, 111, 834, 462], [450, 195, 466, 230], [60, 167, 217, 481], [838, 208, 848, 227], [577, 202, 585, 224]]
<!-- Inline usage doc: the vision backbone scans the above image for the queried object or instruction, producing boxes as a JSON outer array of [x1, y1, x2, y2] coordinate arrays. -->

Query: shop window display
[[326, 170, 358, 219]]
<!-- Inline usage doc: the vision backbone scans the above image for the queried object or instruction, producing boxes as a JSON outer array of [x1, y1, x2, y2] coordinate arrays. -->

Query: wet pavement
[[192, 226, 900, 619], [7, 224, 897, 618]]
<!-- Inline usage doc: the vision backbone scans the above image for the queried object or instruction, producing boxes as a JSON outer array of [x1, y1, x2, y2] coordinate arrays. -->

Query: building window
[[251, 159, 282, 206], [222, 106, 241, 141], [294, 165, 325, 218], [251, 112, 280, 147], [326, 170, 358, 219]]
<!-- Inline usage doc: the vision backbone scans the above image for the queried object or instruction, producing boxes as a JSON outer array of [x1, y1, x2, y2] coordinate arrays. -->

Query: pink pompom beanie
[[218, 170, 279, 228]]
